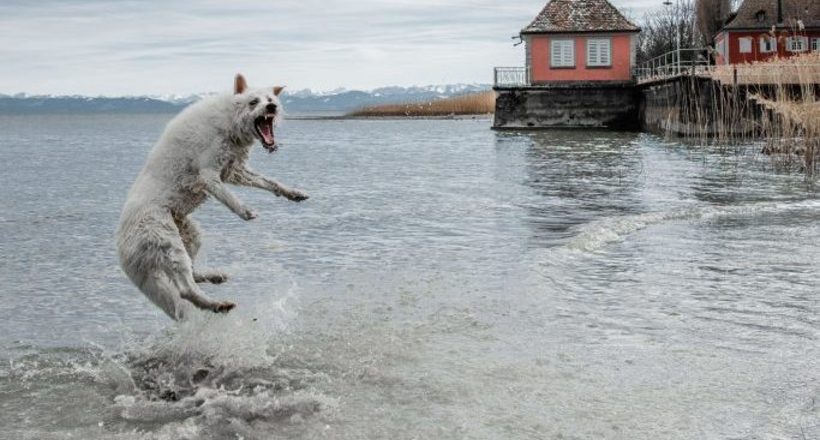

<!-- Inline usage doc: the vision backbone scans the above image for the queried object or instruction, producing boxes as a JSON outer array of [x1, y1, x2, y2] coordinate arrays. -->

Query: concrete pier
[[493, 81, 639, 130], [492, 75, 795, 136]]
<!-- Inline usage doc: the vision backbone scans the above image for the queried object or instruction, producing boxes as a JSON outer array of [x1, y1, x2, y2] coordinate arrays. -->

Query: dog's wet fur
[[117, 74, 308, 320]]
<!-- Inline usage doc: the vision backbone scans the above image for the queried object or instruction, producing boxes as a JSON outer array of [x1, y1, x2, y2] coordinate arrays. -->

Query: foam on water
[[0, 282, 340, 440], [566, 199, 820, 252]]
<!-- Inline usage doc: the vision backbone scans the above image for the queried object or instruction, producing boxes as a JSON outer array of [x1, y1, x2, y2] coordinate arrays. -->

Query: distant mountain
[[0, 94, 184, 114], [0, 84, 491, 115], [281, 84, 490, 113]]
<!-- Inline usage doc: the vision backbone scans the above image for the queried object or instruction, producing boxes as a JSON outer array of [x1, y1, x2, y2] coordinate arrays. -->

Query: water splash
[[0, 282, 338, 440]]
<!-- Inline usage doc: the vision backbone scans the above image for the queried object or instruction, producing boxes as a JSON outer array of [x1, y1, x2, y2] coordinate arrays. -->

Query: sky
[[0, 0, 661, 96]]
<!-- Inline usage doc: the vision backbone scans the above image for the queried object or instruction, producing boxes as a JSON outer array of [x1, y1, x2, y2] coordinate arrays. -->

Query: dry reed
[[668, 52, 820, 176], [711, 52, 820, 85], [348, 91, 495, 117], [736, 53, 819, 176]]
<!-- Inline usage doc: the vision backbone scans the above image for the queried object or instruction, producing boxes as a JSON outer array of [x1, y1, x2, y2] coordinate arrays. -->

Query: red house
[[521, 0, 641, 83], [714, 0, 820, 65]]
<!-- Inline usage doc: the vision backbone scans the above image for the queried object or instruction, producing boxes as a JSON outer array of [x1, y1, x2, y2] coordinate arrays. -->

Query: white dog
[[117, 74, 308, 320]]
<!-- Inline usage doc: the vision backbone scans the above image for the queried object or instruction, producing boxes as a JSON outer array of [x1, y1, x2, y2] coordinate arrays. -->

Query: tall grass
[[725, 53, 819, 176], [667, 52, 819, 177], [348, 91, 495, 117], [711, 52, 820, 85]]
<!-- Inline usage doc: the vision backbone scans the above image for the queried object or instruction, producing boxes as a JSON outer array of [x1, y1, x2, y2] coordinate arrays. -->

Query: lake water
[[0, 114, 818, 440]]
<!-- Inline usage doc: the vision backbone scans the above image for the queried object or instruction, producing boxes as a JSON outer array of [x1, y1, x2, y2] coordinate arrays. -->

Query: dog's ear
[[234, 74, 248, 95], [273, 86, 285, 97]]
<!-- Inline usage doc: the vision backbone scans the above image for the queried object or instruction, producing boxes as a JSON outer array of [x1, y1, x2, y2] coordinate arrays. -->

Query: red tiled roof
[[723, 0, 820, 30], [522, 0, 640, 34]]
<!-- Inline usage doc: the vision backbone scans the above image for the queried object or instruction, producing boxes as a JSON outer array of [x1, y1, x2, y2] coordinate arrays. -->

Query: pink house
[[493, 0, 642, 129], [521, 0, 641, 83]]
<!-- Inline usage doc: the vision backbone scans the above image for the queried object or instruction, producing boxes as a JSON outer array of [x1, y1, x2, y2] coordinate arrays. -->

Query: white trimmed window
[[739, 37, 752, 53], [586, 38, 612, 66], [551, 39, 575, 67], [787, 36, 808, 52], [760, 36, 777, 53], [812, 38, 820, 52]]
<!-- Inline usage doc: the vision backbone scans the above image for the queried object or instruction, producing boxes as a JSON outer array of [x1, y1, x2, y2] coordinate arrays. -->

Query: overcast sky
[[0, 0, 661, 95]]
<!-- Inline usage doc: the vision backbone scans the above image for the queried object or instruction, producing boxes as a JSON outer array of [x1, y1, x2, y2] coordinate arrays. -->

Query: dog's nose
[[266, 103, 277, 113]]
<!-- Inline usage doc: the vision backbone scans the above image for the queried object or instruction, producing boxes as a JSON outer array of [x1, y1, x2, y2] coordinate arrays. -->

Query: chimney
[[777, 0, 783, 23]]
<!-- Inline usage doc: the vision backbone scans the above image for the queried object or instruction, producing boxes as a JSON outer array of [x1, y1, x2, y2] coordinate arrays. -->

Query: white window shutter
[[586, 38, 611, 66], [588, 40, 598, 65], [551, 40, 561, 66], [560, 43, 567, 65], [551, 40, 574, 67]]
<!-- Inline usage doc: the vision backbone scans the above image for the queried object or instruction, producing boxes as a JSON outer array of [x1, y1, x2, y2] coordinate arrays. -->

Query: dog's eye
[[248, 98, 259, 107]]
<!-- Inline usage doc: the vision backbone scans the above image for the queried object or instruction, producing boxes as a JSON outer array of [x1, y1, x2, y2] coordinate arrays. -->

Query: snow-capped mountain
[[0, 94, 183, 114], [0, 84, 491, 114]]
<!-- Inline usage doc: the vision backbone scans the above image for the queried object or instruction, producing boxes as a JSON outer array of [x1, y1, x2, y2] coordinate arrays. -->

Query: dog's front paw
[[284, 189, 309, 202], [239, 208, 258, 221]]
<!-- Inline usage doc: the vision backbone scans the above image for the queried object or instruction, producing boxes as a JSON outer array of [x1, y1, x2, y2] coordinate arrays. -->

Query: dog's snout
[[265, 103, 278, 113]]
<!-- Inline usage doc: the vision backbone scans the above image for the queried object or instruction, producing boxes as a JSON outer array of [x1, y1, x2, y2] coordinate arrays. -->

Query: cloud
[[0, 0, 658, 95]]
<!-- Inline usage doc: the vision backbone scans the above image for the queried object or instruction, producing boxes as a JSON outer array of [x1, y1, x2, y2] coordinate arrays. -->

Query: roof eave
[[521, 28, 641, 35], [718, 24, 820, 32]]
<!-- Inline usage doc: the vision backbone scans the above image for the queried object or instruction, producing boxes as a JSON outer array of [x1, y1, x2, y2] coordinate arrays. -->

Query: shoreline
[[286, 113, 494, 121]]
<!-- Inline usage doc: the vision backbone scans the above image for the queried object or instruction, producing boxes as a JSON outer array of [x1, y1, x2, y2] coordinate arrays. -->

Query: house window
[[760, 36, 777, 53], [551, 39, 575, 68], [787, 36, 808, 52], [739, 37, 752, 53], [586, 38, 612, 67], [813, 38, 820, 52]]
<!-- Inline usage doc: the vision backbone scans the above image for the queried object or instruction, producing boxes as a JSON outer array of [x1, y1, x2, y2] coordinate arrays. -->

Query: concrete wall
[[527, 33, 636, 82], [639, 77, 714, 136], [639, 75, 819, 137], [639, 76, 750, 136], [493, 82, 639, 130], [494, 75, 815, 134]]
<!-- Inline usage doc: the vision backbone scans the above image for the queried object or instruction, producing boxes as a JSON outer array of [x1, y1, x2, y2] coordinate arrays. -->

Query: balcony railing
[[494, 67, 529, 87], [497, 49, 713, 87]]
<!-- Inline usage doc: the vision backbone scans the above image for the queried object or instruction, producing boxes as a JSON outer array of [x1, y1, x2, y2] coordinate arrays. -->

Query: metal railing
[[494, 67, 529, 87], [495, 48, 715, 86], [635, 48, 711, 83]]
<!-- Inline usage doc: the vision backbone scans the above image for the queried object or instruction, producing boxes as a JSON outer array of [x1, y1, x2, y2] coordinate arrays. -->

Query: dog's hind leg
[[165, 264, 235, 314], [175, 215, 229, 285], [138, 271, 191, 321]]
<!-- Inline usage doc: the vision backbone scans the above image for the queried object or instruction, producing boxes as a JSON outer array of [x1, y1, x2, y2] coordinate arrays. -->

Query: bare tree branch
[[637, 0, 700, 63]]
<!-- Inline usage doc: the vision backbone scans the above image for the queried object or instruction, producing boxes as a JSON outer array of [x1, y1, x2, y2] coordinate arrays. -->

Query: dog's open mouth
[[254, 115, 277, 152]]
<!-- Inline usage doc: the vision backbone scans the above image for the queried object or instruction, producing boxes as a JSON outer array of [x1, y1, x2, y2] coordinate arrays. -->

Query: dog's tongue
[[261, 123, 275, 146]]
